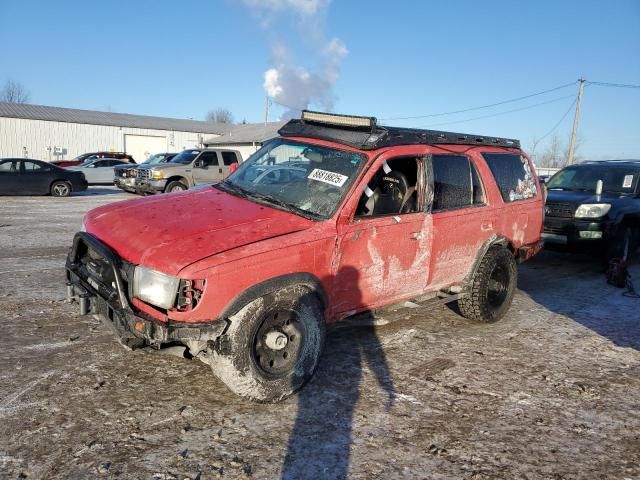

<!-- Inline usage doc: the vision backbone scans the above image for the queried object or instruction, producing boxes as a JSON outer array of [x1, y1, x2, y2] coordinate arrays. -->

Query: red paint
[[84, 140, 543, 324]]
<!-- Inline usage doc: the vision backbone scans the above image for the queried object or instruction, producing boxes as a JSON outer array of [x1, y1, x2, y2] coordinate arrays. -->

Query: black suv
[[543, 160, 640, 259]]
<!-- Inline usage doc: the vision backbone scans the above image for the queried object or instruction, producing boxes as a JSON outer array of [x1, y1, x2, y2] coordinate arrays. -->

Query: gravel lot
[[1, 188, 639, 480]]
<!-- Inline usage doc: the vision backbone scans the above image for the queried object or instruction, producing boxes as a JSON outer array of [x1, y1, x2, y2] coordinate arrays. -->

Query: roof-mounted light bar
[[301, 110, 377, 129]]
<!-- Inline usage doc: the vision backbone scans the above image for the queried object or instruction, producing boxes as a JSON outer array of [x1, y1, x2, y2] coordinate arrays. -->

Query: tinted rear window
[[482, 153, 537, 202], [431, 155, 484, 211]]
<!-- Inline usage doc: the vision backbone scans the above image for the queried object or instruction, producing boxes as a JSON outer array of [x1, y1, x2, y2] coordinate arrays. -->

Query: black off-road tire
[[209, 285, 326, 402], [50, 181, 71, 197], [458, 246, 517, 323], [165, 180, 187, 193]]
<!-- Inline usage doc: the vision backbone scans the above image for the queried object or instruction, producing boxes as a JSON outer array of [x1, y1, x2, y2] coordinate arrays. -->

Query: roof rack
[[278, 110, 520, 150]]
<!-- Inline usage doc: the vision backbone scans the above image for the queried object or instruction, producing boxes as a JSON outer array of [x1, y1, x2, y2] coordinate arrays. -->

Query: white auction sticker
[[308, 168, 348, 187], [623, 175, 634, 188]]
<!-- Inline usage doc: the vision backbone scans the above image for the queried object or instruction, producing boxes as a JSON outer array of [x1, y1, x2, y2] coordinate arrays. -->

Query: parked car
[[65, 111, 543, 402], [68, 158, 128, 185], [543, 160, 640, 259], [0, 158, 87, 196], [114, 152, 177, 193], [135, 148, 241, 194], [53, 152, 135, 168]]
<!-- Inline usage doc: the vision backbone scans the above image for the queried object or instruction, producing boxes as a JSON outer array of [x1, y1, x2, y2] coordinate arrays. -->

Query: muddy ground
[[0, 188, 638, 480]]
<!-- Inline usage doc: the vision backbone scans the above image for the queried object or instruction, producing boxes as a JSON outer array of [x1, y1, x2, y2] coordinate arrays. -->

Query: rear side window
[[221, 151, 239, 166], [483, 153, 537, 202], [431, 155, 485, 211]]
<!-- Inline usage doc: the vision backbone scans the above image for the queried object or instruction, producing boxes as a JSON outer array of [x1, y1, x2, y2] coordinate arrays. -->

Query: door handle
[[219, 168, 223, 174], [481, 221, 493, 232], [410, 231, 425, 240]]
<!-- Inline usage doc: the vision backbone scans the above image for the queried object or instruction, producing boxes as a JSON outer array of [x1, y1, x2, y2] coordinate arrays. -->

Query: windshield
[[144, 153, 169, 165], [218, 138, 366, 219], [79, 157, 98, 167], [170, 150, 200, 164], [547, 165, 639, 195]]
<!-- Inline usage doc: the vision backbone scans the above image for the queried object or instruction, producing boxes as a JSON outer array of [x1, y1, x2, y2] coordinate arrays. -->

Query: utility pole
[[567, 78, 586, 165], [264, 96, 270, 125]]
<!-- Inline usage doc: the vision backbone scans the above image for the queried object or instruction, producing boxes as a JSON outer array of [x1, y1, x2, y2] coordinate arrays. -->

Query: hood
[[84, 187, 314, 276], [144, 162, 185, 171], [546, 189, 632, 204]]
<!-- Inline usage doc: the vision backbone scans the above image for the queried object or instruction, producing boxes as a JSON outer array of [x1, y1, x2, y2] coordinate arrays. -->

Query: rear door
[[0, 159, 20, 194], [220, 151, 240, 179], [427, 153, 497, 288], [192, 151, 222, 184], [21, 160, 52, 194]]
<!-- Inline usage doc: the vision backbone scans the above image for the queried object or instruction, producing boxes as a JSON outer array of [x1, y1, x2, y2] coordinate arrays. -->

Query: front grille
[[545, 202, 575, 218], [73, 237, 130, 305], [543, 225, 565, 235], [138, 169, 151, 180]]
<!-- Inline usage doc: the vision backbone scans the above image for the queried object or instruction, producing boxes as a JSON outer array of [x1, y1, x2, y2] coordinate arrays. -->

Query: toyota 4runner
[[65, 111, 543, 402], [135, 148, 242, 194]]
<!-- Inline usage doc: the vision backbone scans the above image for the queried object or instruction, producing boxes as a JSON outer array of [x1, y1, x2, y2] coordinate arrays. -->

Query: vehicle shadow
[[518, 249, 640, 350], [74, 187, 132, 197], [281, 267, 396, 479]]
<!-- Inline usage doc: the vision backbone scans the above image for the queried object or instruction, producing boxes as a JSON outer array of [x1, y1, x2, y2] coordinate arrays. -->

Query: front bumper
[[114, 177, 137, 192], [543, 217, 612, 246], [65, 232, 227, 349], [135, 178, 167, 194]]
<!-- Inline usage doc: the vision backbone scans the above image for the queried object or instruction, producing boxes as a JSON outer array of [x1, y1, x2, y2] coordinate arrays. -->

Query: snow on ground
[[0, 188, 638, 479]]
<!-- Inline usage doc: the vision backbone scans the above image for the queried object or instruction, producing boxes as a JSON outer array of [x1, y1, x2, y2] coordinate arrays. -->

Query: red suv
[[66, 111, 543, 402]]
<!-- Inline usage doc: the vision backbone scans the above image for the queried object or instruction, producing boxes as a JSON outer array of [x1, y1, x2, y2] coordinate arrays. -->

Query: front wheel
[[165, 180, 187, 193], [209, 285, 326, 402], [458, 246, 517, 323]]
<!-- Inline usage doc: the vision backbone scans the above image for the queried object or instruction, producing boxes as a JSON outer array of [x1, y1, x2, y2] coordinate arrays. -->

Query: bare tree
[[1, 79, 30, 103], [206, 108, 235, 124], [535, 134, 583, 168]]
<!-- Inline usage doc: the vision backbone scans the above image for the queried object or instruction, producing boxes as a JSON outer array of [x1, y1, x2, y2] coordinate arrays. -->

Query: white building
[[204, 121, 285, 160], [0, 101, 229, 162]]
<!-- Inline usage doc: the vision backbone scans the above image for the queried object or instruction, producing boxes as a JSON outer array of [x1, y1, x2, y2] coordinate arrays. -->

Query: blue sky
[[1, 0, 639, 159]]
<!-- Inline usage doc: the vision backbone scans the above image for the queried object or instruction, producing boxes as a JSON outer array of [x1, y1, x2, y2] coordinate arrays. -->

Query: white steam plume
[[241, 0, 348, 119]]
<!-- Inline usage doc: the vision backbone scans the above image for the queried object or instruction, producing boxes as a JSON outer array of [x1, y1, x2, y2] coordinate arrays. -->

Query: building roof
[[204, 121, 285, 145], [0, 101, 228, 134]]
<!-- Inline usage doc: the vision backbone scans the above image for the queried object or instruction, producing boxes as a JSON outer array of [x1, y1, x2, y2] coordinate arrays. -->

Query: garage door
[[124, 135, 167, 163]]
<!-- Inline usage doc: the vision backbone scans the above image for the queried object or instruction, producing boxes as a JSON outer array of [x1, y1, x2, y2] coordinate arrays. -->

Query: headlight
[[151, 170, 164, 180], [574, 203, 611, 219], [133, 266, 180, 309]]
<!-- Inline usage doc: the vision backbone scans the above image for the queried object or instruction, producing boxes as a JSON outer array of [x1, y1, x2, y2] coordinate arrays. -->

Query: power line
[[587, 81, 640, 89], [416, 93, 576, 129], [380, 80, 578, 121], [535, 97, 578, 143]]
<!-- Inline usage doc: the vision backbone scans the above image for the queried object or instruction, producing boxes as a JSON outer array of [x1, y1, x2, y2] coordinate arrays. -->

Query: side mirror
[[194, 160, 204, 168]]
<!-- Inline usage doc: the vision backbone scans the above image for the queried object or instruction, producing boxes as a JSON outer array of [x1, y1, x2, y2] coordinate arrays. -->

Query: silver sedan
[[68, 158, 129, 185]]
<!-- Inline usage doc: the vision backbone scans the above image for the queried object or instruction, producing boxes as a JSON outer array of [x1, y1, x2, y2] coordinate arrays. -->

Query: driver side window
[[356, 157, 421, 217]]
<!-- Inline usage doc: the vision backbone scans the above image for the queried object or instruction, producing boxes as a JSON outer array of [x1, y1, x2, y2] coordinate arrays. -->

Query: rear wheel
[[458, 246, 517, 323], [50, 181, 71, 197], [209, 285, 325, 402], [165, 180, 187, 193]]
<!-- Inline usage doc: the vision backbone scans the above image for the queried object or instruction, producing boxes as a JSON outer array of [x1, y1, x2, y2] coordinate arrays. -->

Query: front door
[[192, 151, 222, 185], [332, 154, 431, 315]]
